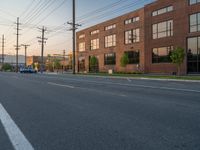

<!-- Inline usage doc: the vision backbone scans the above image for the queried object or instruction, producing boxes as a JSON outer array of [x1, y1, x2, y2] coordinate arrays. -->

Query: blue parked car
[[20, 67, 37, 73]]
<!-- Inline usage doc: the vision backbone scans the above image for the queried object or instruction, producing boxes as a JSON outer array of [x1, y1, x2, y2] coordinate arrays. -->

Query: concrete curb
[[74, 74, 200, 83]]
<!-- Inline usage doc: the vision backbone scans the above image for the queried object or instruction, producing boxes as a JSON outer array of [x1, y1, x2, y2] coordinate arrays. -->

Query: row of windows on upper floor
[[79, 28, 140, 52], [189, 0, 200, 5], [79, 11, 200, 50], [78, 17, 140, 39], [79, 19, 173, 52]]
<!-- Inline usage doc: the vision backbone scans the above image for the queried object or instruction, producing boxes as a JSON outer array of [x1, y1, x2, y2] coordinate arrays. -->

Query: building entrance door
[[187, 37, 200, 73]]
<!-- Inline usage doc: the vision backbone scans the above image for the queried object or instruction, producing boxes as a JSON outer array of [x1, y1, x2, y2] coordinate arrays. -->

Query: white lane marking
[[77, 87, 127, 97], [0, 103, 34, 150], [45, 76, 200, 93], [22, 74, 200, 94], [127, 78, 132, 82], [12, 76, 19, 79], [48, 82, 127, 97], [48, 82, 75, 89]]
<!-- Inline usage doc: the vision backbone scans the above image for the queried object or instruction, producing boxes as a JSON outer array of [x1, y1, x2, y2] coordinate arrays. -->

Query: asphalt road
[[0, 72, 200, 150]]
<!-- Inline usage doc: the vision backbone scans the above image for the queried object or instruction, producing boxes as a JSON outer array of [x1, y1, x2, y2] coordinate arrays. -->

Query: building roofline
[[77, 6, 145, 33]]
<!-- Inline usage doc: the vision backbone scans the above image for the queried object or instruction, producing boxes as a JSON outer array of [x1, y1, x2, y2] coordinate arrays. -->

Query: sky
[[0, 0, 154, 57]]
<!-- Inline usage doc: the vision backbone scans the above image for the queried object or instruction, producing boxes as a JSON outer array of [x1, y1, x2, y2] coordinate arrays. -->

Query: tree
[[170, 47, 185, 76], [120, 53, 129, 67], [2, 63, 13, 71], [54, 59, 61, 70], [32, 63, 36, 69], [89, 56, 98, 72]]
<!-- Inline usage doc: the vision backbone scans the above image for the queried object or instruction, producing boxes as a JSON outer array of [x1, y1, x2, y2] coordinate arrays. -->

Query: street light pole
[[21, 44, 30, 67], [72, 0, 76, 74]]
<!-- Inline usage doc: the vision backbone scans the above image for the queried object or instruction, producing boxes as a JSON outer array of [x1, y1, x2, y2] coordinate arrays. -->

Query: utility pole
[[1, 35, 5, 65], [14, 17, 21, 72], [37, 26, 47, 73], [21, 44, 30, 67], [67, 0, 81, 74]]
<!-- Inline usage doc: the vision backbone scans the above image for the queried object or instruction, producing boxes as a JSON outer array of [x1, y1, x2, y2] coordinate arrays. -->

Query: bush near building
[[89, 56, 98, 72], [170, 47, 185, 76], [2, 63, 13, 72]]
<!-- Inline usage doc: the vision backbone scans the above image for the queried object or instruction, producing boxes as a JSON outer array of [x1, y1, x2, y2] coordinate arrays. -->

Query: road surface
[[0, 72, 200, 150]]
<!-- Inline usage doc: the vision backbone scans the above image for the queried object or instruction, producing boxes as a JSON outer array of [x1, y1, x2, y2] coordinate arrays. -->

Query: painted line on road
[[0, 103, 34, 150], [127, 78, 132, 82], [12, 76, 19, 79], [44, 76, 200, 93], [19, 74, 200, 94], [47, 82, 75, 89], [48, 82, 127, 97]]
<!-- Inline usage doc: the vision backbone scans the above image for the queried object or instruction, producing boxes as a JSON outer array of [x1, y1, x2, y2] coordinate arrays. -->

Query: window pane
[[152, 48, 158, 63], [157, 8, 166, 15], [198, 37, 200, 54], [79, 42, 85, 52], [190, 14, 197, 26], [152, 11, 157, 16], [190, 0, 197, 5], [188, 37, 198, 61], [153, 24, 157, 34], [125, 51, 140, 64], [152, 20, 173, 39], [152, 46, 172, 63], [104, 53, 116, 65], [167, 6, 173, 12]]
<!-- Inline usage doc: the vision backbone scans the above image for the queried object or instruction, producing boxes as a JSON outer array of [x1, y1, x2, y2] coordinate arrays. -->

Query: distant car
[[20, 67, 37, 73]]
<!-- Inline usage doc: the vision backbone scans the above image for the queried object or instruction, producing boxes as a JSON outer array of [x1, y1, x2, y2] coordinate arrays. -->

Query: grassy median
[[78, 72, 200, 81]]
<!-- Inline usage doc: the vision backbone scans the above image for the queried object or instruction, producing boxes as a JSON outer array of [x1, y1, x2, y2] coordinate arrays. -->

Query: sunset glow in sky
[[0, 0, 154, 56]]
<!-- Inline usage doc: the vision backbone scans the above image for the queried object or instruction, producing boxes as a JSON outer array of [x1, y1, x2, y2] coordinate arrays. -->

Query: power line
[[75, 0, 129, 22], [21, 0, 43, 21], [19, 0, 36, 18], [33, 0, 68, 26], [79, 0, 145, 25], [24, 0, 55, 25]]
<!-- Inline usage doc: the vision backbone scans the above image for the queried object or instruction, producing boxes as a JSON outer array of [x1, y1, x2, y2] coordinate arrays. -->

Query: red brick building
[[76, 0, 200, 75]]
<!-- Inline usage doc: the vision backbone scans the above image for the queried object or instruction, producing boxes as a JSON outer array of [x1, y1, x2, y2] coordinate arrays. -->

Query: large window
[[91, 30, 99, 35], [104, 53, 116, 65], [105, 24, 116, 30], [105, 34, 116, 48], [79, 42, 85, 52], [90, 39, 99, 50], [152, 46, 173, 63], [125, 17, 139, 25], [79, 34, 85, 39], [190, 12, 200, 32], [187, 36, 200, 73], [153, 20, 173, 39], [189, 0, 200, 5], [152, 6, 173, 16], [125, 28, 140, 44], [125, 51, 140, 64]]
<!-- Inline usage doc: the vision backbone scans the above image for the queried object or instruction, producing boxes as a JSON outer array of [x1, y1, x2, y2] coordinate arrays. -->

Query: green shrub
[[120, 53, 129, 67], [2, 63, 13, 71]]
